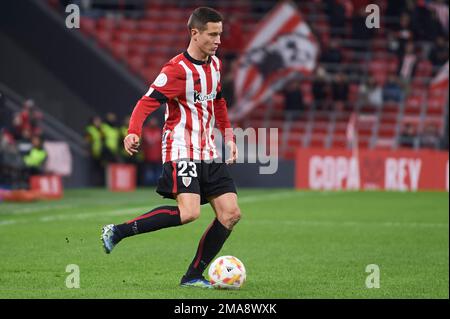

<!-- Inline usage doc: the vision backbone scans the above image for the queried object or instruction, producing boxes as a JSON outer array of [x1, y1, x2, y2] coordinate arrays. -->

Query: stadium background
[[0, 0, 448, 299]]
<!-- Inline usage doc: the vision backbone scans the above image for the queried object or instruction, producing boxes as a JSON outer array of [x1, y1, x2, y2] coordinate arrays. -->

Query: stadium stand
[[45, 0, 450, 161]]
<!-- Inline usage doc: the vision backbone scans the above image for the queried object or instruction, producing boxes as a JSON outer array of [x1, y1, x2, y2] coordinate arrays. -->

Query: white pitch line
[[0, 206, 152, 227], [38, 206, 153, 222], [251, 219, 449, 229], [238, 191, 299, 203], [0, 191, 446, 230], [237, 190, 339, 204], [0, 191, 302, 226], [0, 190, 330, 215], [0, 204, 75, 215], [0, 220, 18, 226]]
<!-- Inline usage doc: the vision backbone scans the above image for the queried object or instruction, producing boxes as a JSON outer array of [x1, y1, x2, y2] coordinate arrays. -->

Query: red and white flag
[[346, 112, 360, 153], [230, 2, 318, 120], [430, 60, 449, 90], [346, 112, 356, 144]]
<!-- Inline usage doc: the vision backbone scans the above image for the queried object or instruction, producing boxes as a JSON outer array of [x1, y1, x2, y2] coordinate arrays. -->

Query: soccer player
[[101, 7, 241, 289]]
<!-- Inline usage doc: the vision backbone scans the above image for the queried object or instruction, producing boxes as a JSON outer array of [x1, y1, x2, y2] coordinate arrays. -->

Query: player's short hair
[[187, 7, 223, 32]]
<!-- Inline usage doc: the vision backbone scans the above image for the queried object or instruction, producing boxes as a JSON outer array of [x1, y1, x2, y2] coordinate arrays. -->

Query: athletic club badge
[[182, 177, 192, 187]]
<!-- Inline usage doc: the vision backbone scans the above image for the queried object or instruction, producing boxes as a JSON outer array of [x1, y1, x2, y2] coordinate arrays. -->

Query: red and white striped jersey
[[128, 52, 234, 163]]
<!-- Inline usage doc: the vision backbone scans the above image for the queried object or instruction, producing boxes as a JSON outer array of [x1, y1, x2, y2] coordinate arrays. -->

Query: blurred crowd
[[264, 0, 449, 150], [48, 0, 449, 153], [0, 94, 164, 189], [84, 112, 162, 186], [0, 98, 47, 189], [398, 121, 443, 148]]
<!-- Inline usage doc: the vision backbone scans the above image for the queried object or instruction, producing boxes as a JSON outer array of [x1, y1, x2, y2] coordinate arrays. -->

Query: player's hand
[[124, 133, 140, 156], [225, 140, 238, 165]]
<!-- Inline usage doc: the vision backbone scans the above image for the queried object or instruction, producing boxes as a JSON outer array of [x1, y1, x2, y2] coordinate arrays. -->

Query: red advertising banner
[[295, 148, 449, 191], [29, 175, 64, 199], [107, 164, 137, 192]]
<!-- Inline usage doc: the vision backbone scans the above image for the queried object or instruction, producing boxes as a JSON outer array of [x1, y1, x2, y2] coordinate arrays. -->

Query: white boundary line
[[0, 191, 330, 226], [0, 191, 447, 230]]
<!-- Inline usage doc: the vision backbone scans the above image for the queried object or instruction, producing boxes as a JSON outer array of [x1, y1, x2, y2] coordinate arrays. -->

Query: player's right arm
[[125, 62, 185, 156]]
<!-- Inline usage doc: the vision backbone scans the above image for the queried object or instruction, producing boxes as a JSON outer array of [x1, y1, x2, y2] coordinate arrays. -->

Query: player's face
[[196, 22, 222, 56]]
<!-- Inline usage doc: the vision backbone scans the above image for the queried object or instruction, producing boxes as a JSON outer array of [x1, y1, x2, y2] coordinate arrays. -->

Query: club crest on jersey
[[182, 177, 192, 187], [194, 90, 216, 103]]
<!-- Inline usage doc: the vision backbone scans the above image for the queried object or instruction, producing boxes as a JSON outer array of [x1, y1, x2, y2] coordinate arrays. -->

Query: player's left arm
[[214, 91, 237, 164], [214, 58, 237, 164]]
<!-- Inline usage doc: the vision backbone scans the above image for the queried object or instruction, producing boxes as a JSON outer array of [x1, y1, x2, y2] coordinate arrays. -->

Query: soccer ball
[[208, 255, 246, 289]]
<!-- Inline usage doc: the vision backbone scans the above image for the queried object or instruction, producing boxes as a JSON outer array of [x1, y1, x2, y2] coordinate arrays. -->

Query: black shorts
[[156, 159, 237, 205]]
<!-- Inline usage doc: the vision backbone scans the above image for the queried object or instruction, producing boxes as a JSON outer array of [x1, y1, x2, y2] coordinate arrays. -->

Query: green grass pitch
[[0, 188, 448, 298]]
